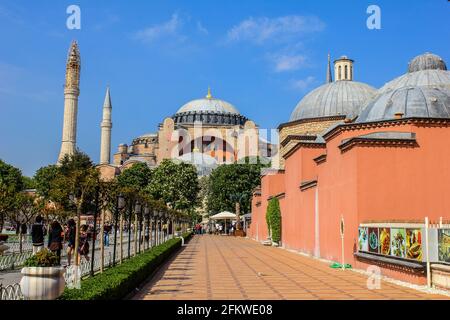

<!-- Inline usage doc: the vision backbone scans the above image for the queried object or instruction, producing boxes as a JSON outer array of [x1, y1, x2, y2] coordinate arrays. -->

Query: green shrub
[[267, 198, 281, 243], [59, 231, 193, 300], [24, 249, 59, 267]]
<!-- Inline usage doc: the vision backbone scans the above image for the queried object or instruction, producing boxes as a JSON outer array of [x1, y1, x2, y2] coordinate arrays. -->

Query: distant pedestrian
[[104, 223, 111, 247], [78, 224, 90, 264], [66, 219, 76, 266], [48, 220, 63, 264], [31, 215, 46, 254]]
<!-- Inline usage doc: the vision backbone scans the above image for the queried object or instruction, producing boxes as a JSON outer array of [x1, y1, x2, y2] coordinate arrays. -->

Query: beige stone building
[[110, 87, 275, 176]]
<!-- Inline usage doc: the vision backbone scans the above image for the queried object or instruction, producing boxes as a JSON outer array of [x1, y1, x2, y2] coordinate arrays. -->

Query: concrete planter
[[20, 267, 65, 300]]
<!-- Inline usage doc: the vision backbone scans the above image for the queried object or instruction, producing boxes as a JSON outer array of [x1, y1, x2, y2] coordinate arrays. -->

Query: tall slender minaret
[[58, 41, 81, 163], [326, 53, 333, 83], [99, 87, 112, 165]]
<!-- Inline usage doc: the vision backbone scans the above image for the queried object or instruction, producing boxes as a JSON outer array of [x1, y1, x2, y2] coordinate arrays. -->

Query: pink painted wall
[[253, 121, 450, 284]]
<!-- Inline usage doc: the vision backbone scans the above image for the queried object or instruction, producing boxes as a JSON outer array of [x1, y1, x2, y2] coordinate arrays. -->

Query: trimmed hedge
[[267, 198, 281, 243], [59, 232, 193, 300]]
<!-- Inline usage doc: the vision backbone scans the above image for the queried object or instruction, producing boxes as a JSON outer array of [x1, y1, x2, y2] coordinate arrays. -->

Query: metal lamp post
[[134, 201, 141, 256], [114, 194, 125, 266], [144, 205, 150, 250]]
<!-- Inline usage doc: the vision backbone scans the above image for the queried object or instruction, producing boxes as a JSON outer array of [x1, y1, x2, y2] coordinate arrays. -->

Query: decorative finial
[[326, 53, 332, 83], [206, 86, 212, 99]]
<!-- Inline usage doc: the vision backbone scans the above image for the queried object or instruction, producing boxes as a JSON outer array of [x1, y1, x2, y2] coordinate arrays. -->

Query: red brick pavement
[[133, 235, 449, 300]]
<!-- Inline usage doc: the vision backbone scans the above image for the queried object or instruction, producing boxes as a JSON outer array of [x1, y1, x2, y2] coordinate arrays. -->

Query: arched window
[[350, 65, 353, 80], [345, 65, 348, 80], [338, 66, 342, 80]]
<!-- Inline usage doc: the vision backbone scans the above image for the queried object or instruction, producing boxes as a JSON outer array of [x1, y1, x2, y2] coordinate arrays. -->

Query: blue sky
[[0, 0, 449, 176]]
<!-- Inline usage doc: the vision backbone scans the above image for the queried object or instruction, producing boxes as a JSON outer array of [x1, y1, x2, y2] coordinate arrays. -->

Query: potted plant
[[20, 249, 65, 300]]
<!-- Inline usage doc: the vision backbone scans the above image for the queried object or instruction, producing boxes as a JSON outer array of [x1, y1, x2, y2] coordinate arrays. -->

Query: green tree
[[206, 158, 267, 215], [51, 151, 99, 265], [6, 192, 39, 232], [266, 198, 281, 243], [34, 165, 59, 200], [0, 159, 24, 231], [146, 159, 200, 211], [117, 162, 152, 191], [22, 176, 36, 189]]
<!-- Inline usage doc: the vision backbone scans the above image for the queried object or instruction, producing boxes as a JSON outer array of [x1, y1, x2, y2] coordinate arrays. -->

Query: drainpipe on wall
[[425, 217, 431, 288], [314, 186, 320, 258]]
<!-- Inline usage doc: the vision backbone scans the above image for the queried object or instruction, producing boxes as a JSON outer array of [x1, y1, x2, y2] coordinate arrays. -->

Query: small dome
[[378, 69, 450, 94], [356, 85, 450, 123], [290, 81, 376, 121], [408, 53, 447, 73]]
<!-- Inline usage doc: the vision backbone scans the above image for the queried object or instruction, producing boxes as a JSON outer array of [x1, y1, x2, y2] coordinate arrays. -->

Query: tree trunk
[[235, 202, 242, 230], [134, 212, 138, 256], [74, 204, 82, 266], [100, 208, 105, 273]]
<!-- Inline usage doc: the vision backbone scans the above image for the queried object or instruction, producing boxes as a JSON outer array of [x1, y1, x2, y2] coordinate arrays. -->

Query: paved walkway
[[133, 235, 449, 300]]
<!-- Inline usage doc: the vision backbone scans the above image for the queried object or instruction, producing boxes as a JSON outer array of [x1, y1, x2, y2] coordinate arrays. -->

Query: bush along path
[[59, 232, 193, 300]]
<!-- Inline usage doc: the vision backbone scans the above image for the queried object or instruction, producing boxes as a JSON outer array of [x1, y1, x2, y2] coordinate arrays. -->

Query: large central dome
[[177, 88, 240, 114], [172, 88, 248, 125]]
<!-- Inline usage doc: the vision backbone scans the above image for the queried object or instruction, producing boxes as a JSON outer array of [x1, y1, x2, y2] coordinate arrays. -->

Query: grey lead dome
[[408, 52, 447, 73], [290, 81, 376, 121], [357, 52, 450, 123]]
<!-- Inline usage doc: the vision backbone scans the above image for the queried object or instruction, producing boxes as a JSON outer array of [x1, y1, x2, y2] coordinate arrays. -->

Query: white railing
[[0, 283, 23, 300], [0, 231, 179, 300]]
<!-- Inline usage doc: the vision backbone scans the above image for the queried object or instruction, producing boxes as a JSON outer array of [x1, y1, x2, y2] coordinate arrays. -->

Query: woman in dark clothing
[[78, 224, 90, 264], [66, 219, 76, 266], [48, 220, 63, 264]]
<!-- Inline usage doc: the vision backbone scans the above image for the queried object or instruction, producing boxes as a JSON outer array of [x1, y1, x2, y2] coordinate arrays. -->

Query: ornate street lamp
[[134, 201, 142, 256], [113, 193, 125, 266], [144, 204, 150, 250]]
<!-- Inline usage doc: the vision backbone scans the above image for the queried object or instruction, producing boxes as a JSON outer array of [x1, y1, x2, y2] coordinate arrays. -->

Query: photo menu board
[[438, 229, 450, 263], [390, 228, 406, 258], [406, 229, 423, 262], [368, 227, 379, 254]]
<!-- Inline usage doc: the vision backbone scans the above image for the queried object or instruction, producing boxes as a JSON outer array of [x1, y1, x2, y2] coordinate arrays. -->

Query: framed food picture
[[358, 227, 368, 252], [391, 228, 406, 258], [379, 228, 391, 255], [406, 228, 422, 261], [438, 229, 450, 263], [368, 227, 379, 254]]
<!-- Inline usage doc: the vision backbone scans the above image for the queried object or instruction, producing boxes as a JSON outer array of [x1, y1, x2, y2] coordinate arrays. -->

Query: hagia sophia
[[57, 41, 450, 286], [58, 41, 275, 179]]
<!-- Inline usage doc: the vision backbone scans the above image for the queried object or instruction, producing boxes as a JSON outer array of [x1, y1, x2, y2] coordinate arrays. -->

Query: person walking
[[103, 222, 110, 247], [48, 220, 63, 264], [78, 224, 90, 264], [66, 219, 76, 266], [31, 215, 46, 254]]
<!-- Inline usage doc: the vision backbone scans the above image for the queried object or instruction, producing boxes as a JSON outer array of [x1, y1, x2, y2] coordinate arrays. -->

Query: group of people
[[30, 215, 92, 266]]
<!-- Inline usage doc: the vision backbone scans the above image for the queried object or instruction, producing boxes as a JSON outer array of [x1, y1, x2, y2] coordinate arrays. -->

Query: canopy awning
[[209, 211, 237, 220]]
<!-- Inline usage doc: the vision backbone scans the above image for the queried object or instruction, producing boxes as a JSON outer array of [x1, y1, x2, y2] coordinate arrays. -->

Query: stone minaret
[[99, 87, 112, 164], [58, 41, 81, 163]]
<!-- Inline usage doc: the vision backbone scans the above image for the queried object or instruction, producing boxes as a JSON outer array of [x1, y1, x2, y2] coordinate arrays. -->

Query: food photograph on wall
[[358, 227, 368, 252], [368, 227, 379, 254], [406, 229, 423, 261], [379, 228, 391, 255], [438, 229, 450, 263], [391, 228, 407, 258]]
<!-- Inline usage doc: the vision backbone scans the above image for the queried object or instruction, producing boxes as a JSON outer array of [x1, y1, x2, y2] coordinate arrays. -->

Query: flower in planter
[[24, 249, 59, 267], [21, 249, 66, 300]]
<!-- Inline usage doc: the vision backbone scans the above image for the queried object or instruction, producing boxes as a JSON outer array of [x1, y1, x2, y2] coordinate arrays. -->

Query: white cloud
[[271, 54, 307, 72], [134, 14, 183, 43], [291, 76, 317, 91], [226, 15, 325, 45], [197, 21, 208, 35]]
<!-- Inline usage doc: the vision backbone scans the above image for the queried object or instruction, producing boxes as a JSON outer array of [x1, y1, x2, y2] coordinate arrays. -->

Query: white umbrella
[[209, 211, 237, 235]]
